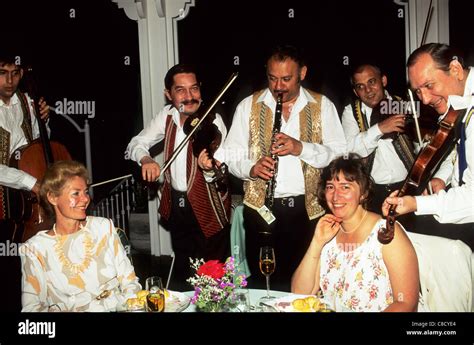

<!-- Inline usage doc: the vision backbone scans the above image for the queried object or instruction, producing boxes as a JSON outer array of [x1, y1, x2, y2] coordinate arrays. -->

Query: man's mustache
[[181, 99, 200, 105]]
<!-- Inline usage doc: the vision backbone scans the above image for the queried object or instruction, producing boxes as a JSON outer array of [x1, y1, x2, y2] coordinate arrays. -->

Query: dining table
[[182, 288, 291, 312]]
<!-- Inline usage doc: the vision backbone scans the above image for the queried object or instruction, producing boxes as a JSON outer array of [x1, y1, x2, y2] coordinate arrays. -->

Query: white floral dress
[[20, 216, 141, 312], [319, 219, 394, 312]]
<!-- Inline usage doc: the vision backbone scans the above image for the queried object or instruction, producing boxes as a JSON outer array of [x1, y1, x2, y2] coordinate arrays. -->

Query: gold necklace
[[53, 224, 94, 276], [340, 210, 368, 234]]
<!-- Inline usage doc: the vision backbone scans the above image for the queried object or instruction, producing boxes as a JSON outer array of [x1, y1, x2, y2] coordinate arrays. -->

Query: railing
[[90, 175, 141, 233]]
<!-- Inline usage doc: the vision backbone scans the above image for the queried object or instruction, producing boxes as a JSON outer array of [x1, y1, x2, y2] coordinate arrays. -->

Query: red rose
[[197, 260, 225, 279]]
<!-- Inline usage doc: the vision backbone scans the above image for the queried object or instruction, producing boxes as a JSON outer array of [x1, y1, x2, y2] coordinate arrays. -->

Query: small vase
[[197, 303, 229, 313]]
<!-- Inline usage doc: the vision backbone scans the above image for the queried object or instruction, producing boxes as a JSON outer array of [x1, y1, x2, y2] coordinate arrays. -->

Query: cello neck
[[32, 97, 54, 167]]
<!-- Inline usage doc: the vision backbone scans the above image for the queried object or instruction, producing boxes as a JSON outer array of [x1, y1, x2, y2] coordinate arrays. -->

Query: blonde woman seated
[[20, 161, 141, 312], [291, 154, 419, 312]]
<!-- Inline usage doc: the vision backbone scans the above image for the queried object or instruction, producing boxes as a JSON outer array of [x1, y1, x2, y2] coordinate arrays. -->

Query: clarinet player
[[202, 46, 346, 291]]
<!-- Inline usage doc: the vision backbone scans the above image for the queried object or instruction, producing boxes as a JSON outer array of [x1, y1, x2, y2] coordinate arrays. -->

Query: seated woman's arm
[[291, 214, 340, 294], [382, 223, 420, 312], [20, 244, 49, 312]]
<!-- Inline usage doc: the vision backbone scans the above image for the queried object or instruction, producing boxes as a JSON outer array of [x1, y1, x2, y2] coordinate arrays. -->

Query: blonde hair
[[39, 160, 89, 221]]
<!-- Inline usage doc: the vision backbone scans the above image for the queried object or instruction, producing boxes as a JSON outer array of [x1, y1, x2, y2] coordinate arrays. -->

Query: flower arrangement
[[187, 257, 247, 312]]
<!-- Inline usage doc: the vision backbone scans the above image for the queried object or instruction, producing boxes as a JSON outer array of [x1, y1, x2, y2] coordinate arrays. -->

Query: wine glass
[[145, 276, 165, 312], [259, 246, 276, 304]]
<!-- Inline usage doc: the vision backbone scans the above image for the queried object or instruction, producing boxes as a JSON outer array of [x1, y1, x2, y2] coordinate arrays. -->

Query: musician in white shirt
[[0, 54, 50, 196], [213, 46, 346, 291], [383, 44, 474, 246]]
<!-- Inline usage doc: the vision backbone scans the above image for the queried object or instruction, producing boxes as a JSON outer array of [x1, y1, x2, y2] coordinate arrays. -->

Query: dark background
[[3, 0, 473, 203]]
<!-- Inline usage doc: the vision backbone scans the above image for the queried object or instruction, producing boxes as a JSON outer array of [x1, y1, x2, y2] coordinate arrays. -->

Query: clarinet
[[265, 93, 283, 210]]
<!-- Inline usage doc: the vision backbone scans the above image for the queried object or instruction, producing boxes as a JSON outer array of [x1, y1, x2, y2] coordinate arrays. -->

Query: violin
[[379, 107, 465, 244], [183, 106, 227, 189]]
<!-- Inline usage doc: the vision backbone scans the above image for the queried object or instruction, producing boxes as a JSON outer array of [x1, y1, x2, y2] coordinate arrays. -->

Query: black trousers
[[243, 196, 317, 292], [160, 189, 230, 291]]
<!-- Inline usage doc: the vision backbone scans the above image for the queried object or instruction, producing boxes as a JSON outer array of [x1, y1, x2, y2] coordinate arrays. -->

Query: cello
[[9, 67, 72, 242]]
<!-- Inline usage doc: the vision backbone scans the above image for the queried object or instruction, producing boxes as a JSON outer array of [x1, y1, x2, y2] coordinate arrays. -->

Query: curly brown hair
[[39, 160, 89, 222], [316, 153, 374, 211]]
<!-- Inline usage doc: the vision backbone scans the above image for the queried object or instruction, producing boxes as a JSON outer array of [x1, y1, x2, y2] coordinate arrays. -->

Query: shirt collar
[[0, 93, 19, 107], [361, 89, 391, 113], [442, 67, 474, 116], [258, 86, 311, 112], [166, 104, 184, 128]]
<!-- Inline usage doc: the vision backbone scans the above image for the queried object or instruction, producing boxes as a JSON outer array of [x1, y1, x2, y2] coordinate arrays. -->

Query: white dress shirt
[[125, 104, 227, 192], [341, 92, 408, 184], [216, 87, 346, 198], [0, 93, 40, 191], [415, 67, 474, 224]]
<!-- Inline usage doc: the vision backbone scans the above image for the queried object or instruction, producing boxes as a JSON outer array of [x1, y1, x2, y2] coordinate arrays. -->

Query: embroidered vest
[[158, 114, 230, 238], [350, 96, 415, 173], [243, 89, 325, 220], [0, 92, 34, 220]]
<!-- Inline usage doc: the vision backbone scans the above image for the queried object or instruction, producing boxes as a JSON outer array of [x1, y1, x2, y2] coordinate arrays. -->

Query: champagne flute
[[145, 276, 165, 312], [259, 246, 276, 303]]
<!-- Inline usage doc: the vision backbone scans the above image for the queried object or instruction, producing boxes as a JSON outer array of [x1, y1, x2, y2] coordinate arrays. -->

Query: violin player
[[125, 64, 231, 290], [383, 43, 474, 249], [0, 52, 50, 311], [341, 63, 416, 229]]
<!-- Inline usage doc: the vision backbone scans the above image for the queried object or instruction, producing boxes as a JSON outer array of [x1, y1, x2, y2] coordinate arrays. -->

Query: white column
[[406, 0, 450, 58], [112, 0, 196, 256]]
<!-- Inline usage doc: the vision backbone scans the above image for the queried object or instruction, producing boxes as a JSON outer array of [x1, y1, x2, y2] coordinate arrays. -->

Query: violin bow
[[90, 174, 133, 188], [408, 89, 433, 194], [380, 1, 435, 243], [420, 0, 434, 46]]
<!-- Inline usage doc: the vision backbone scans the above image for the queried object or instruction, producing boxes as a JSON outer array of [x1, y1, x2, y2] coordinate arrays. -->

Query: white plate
[[165, 290, 190, 312], [269, 294, 330, 312]]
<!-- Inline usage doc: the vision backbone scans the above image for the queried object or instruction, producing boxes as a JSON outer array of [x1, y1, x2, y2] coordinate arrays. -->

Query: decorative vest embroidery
[[16, 91, 35, 144], [351, 96, 415, 173], [0, 92, 34, 220], [0, 127, 10, 219], [158, 114, 230, 238], [243, 89, 325, 220], [0, 127, 9, 166]]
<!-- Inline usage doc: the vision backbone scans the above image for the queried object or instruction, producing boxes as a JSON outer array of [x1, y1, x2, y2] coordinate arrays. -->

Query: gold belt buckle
[[96, 289, 112, 300]]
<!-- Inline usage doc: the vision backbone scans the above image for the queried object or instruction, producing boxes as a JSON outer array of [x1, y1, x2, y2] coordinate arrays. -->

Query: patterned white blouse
[[319, 219, 394, 312], [20, 216, 141, 312]]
